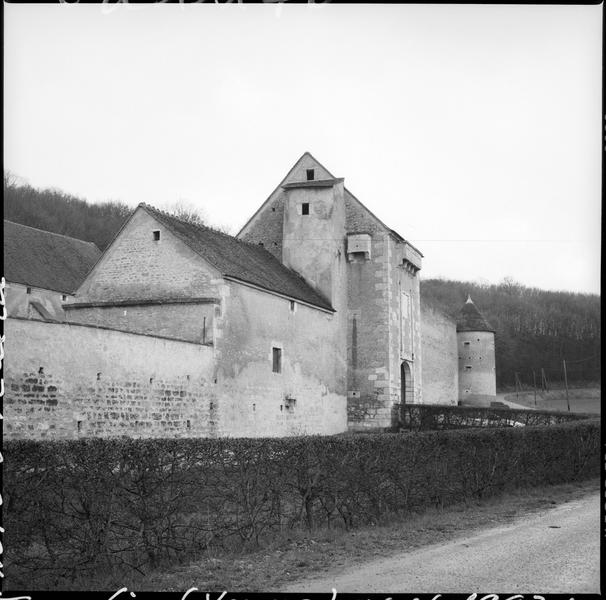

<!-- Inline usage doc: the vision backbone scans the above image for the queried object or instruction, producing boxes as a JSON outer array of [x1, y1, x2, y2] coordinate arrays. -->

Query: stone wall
[[458, 330, 497, 405], [3, 318, 216, 440], [74, 208, 223, 303], [4, 277, 349, 439], [421, 304, 458, 405], [238, 153, 335, 260], [66, 301, 217, 344], [5, 281, 69, 321], [214, 281, 347, 437]]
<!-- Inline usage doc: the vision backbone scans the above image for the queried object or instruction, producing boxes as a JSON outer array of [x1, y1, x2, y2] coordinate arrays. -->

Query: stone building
[[456, 295, 497, 405], [237, 152, 423, 429], [3, 220, 101, 321], [3, 152, 470, 440]]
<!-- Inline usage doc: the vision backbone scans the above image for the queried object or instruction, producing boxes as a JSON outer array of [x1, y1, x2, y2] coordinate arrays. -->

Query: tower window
[[153, 230, 161, 241], [306, 169, 315, 181], [272, 347, 282, 373], [302, 203, 310, 215]]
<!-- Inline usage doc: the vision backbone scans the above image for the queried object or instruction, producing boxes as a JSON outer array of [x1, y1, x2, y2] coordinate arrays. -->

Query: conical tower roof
[[456, 295, 494, 333]]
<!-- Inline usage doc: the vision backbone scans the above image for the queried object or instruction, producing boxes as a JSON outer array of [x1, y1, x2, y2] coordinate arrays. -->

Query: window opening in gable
[[302, 203, 310, 215], [306, 169, 315, 181], [272, 347, 282, 373], [153, 230, 161, 241]]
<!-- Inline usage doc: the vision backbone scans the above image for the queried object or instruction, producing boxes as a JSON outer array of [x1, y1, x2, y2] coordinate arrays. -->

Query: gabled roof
[[237, 151, 423, 257], [140, 204, 334, 312], [3, 220, 102, 294], [456, 295, 495, 333]]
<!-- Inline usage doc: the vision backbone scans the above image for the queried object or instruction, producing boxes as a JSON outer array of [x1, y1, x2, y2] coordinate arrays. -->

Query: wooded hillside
[[421, 278, 601, 389], [4, 172, 133, 250]]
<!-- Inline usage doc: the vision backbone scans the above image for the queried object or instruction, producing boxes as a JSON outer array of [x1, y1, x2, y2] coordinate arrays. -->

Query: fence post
[[563, 360, 570, 412]]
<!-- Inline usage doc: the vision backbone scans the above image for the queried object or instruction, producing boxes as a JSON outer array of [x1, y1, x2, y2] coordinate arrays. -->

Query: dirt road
[[281, 492, 601, 594]]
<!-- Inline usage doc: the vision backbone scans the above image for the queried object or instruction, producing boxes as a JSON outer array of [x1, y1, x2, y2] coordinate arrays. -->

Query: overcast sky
[[4, 3, 602, 295]]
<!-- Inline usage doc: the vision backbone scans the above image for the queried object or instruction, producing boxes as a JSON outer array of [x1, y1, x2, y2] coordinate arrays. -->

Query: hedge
[[2, 418, 600, 588], [395, 403, 593, 431]]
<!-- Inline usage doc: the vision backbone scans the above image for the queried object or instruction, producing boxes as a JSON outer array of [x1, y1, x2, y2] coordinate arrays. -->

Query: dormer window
[[153, 230, 161, 241], [306, 169, 315, 181], [302, 203, 310, 215]]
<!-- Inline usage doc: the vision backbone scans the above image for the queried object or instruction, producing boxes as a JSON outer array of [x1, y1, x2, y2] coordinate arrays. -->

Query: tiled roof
[[140, 204, 334, 311], [3, 220, 102, 294], [456, 295, 494, 333]]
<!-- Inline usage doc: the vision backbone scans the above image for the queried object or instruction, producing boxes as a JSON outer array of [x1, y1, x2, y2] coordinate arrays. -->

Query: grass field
[[503, 388, 601, 414]]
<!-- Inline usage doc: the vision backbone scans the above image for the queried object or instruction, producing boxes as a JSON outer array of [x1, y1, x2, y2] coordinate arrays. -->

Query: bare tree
[[161, 199, 207, 226]]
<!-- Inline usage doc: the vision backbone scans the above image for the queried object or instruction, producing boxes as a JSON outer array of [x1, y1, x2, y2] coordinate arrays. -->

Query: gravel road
[[281, 492, 601, 594]]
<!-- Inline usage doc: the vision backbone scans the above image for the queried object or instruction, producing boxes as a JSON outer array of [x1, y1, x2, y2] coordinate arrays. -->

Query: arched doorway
[[401, 361, 412, 404]]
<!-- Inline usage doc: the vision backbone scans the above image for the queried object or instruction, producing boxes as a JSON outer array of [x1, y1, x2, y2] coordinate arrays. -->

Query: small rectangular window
[[289, 300, 296, 312], [61, 294, 67, 302], [153, 230, 161, 241], [306, 169, 315, 181], [465, 365, 472, 371], [302, 203, 310, 215], [463, 341, 470, 346], [272, 347, 282, 373], [26, 287, 32, 294]]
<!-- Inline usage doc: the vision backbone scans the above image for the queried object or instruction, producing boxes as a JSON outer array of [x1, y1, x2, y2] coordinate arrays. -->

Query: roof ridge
[[138, 203, 333, 311], [139, 202, 243, 243], [4, 219, 100, 248]]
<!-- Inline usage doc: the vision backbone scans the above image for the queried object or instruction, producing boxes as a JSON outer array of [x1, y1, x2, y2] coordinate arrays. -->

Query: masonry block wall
[[421, 304, 458, 405], [344, 194, 422, 429], [387, 237, 422, 412], [213, 282, 347, 437], [5, 282, 348, 439], [458, 330, 497, 405], [3, 318, 217, 440], [239, 154, 334, 260], [74, 209, 223, 303], [66, 302, 217, 344], [6, 281, 69, 320]]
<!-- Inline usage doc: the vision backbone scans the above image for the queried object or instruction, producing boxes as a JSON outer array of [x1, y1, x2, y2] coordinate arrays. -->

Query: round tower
[[456, 295, 496, 406]]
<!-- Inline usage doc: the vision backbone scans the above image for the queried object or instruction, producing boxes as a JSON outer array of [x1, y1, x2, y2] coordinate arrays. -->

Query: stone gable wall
[[75, 209, 222, 303], [238, 154, 335, 260]]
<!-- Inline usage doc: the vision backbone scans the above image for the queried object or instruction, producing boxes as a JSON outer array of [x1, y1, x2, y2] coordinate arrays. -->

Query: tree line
[[421, 277, 601, 389], [3, 171, 216, 250]]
